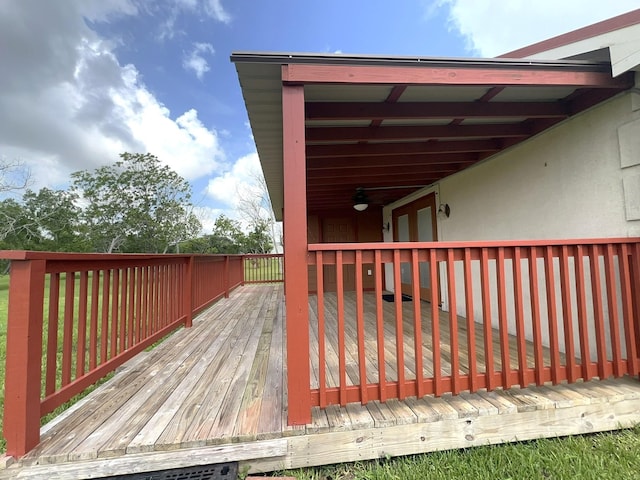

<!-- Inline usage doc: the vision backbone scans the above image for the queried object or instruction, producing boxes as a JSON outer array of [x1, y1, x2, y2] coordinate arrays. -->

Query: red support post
[[282, 81, 311, 425], [4, 259, 46, 458]]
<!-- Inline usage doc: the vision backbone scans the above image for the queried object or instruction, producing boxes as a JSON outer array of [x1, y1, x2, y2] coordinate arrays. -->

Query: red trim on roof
[[500, 9, 640, 59]]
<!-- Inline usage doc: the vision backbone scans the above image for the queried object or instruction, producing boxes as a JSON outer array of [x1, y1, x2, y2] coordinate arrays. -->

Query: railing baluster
[[463, 247, 478, 392], [496, 247, 510, 389], [110, 269, 120, 359], [480, 247, 495, 390], [45, 273, 60, 396], [140, 266, 151, 340], [101, 269, 110, 364], [528, 246, 544, 385], [89, 270, 100, 370], [574, 245, 592, 380], [604, 244, 623, 377], [336, 251, 347, 406], [446, 248, 461, 395], [316, 251, 326, 408], [411, 249, 424, 397], [559, 245, 577, 382], [393, 249, 406, 400], [136, 266, 144, 342], [61, 272, 75, 387], [512, 246, 528, 387], [543, 246, 561, 384], [430, 249, 442, 396], [127, 267, 136, 348], [355, 250, 367, 403], [76, 271, 89, 378], [119, 268, 128, 353], [589, 244, 608, 379], [375, 249, 387, 402]]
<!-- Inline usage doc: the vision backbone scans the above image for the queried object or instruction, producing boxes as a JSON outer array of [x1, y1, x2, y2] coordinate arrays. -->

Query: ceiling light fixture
[[352, 188, 369, 211], [351, 185, 432, 212]]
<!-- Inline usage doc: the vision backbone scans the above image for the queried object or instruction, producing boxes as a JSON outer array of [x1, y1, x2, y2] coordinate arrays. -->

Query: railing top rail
[[308, 237, 640, 251], [0, 250, 246, 262]]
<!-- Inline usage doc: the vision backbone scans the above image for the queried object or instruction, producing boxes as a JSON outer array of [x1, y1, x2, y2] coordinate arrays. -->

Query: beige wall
[[438, 92, 640, 242]]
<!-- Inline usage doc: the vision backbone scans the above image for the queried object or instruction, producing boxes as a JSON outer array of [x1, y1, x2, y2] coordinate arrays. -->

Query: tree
[[71, 153, 201, 253], [0, 157, 31, 245], [236, 166, 281, 253], [241, 220, 273, 254], [22, 188, 84, 252], [0, 199, 32, 249], [0, 157, 30, 197]]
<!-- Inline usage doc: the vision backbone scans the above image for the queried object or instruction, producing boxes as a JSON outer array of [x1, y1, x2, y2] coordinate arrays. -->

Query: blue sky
[[1, 1, 638, 232]]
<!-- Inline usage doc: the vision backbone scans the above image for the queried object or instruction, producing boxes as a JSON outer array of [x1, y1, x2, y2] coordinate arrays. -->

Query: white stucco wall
[[437, 92, 640, 242]]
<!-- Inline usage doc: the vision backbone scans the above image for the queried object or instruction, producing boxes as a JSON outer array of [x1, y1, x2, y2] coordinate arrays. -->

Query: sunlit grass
[[244, 256, 283, 283]]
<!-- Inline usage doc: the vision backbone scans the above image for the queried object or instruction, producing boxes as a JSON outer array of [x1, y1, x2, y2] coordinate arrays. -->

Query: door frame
[[391, 193, 438, 300]]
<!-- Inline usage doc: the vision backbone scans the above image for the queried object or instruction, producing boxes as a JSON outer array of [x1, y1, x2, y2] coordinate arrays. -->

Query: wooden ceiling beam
[[307, 152, 478, 170], [305, 101, 569, 120], [308, 175, 444, 187], [283, 64, 633, 88], [307, 164, 458, 179], [306, 123, 529, 143], [306, 139, 500, 158]]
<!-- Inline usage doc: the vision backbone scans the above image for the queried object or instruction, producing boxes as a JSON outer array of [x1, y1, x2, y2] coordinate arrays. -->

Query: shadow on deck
[[3, 284, 640, 479]]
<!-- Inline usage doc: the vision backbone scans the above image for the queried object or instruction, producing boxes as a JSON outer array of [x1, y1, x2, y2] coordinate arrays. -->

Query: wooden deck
[[3, 284, 640, 479]]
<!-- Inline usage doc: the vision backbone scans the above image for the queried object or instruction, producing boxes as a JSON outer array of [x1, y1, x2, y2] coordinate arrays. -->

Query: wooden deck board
[[5, 284, 640, 480]]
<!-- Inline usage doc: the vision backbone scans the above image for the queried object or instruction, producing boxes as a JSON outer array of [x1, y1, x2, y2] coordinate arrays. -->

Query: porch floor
[[3, 284, 640, 479]]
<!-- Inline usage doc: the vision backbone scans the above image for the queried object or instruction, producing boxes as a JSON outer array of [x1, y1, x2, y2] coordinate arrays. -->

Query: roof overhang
[[501, 9, 640, 76], [232, 52, 635, 220]]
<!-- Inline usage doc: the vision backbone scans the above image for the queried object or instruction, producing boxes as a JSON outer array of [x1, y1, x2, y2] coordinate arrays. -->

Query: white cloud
[[205, 0, 231, 24], [158, 0, 230, 39], [206, 152, 261, 209], [435, 1, 640, 57], [183, 42, 215, 80], [0, 1, 224, 190]]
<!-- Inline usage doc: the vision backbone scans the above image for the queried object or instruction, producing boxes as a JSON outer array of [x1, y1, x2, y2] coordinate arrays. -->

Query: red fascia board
[[500, 9, 640, 59], [283, 63, 627, 88]]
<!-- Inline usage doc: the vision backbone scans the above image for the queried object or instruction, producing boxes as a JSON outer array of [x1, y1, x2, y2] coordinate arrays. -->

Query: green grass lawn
[[244, 256, 283, 283]]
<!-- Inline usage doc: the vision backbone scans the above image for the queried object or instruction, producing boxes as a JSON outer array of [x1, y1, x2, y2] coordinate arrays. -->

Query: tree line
[[0, 153, 273, 257]]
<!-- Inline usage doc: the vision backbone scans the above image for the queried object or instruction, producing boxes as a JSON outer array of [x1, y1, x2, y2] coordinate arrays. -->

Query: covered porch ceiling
[[231, 53, 635, 219]]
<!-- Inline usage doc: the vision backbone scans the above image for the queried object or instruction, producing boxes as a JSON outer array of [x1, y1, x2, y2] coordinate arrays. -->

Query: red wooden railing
[[1, 251, 246, 457], [243, 254, 284, 284], [306, 238, 640, 409]]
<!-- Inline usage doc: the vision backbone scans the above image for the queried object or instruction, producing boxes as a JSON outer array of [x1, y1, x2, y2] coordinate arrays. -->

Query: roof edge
[[231, 51, 612, 71], [499, 8, 640, 59]]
